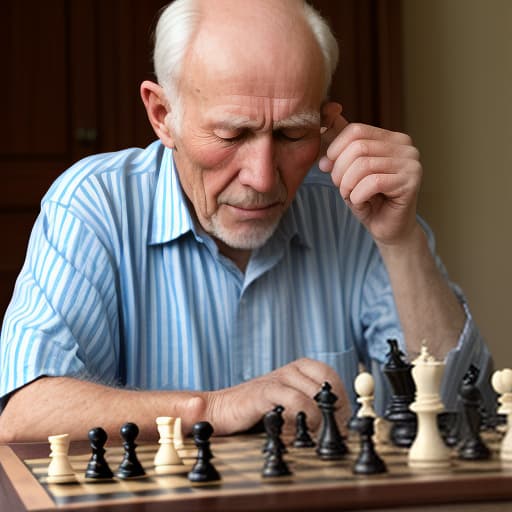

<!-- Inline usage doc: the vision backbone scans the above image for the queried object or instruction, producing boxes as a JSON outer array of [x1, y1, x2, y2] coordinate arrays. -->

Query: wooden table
[[2, 435, 512, 511]]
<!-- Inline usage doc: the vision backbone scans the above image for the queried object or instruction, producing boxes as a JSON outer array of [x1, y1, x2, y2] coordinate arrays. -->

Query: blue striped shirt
[[0, 141, 491, 414]]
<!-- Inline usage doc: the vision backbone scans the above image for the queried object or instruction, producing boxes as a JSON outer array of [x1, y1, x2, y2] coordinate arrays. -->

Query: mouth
[[223, 202, 282, 220]]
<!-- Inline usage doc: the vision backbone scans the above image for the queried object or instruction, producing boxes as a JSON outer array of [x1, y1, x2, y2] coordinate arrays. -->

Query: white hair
[[153, 0, 339, 127], [302, 2, 339, 95]]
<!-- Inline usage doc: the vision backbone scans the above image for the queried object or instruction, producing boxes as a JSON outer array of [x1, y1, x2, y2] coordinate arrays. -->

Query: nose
[[237, 135, 278, 193]]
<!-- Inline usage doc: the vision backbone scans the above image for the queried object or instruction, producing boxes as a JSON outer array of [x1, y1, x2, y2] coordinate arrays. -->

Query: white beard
[[208, 213, 282, 250]]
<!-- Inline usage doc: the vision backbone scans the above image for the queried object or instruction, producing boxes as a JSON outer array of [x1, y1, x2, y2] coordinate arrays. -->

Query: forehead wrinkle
[[210, 111, 320, 132]]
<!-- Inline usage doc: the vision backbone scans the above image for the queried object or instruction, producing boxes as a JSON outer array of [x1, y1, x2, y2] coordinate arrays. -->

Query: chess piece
[[354, 371, 377, 419], [383, 338, 417, 447], [438, 411, 461, 447], [174, 417, 185, 450], [188, 421, 221, 483], [458, 365, 491, 460], [408, 344, 451, 469], [262, 409, 292, 477], [314, 381, 348, 460], [85, 427, 114, 480], [262, 405, 287, 454], [262, 446, 292, 478], [47, 433, 77, 484], [353, 371, 392, 445], [352, 416, 387, 475], [116, 422, 146, 479], [293, 411, 315, 448], [491, 368, 512, 462], [154, 417, 183, 473]]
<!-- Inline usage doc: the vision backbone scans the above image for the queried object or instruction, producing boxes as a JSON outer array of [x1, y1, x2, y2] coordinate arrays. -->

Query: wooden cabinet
[[0, 0, 168, 320], [0, 0, 401, 321]]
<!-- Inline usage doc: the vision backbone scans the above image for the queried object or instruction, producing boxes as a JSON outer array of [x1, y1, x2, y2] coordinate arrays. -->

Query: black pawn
[[85, 427, 114, 480], [352, 416, 387, 475], [262, 405, 287, 454], [383, 338, 417, 447], [458, 365, 491, 460], [116, 422, 146, 479], [262, 448, 292, 478], [262, 410, 292, 478], [314, 382, 348, 460], [188, 421, 221, 483], [293, 411, 315, 448]]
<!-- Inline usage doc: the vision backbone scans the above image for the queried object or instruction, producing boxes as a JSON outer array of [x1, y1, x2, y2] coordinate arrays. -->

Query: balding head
[[154, 0, 338, 114], [141, 0, 341, 262]]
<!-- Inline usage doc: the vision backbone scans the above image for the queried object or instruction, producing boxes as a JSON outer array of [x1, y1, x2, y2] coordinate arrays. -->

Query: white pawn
[[154, 417, 183, 473], [355, 372, 377, 418], [408, 344, 451, 469], [491, 368, 512, 462], [354, 372, 390, 444], [47, 433, 77, 484], [174, 417, 185, 451]]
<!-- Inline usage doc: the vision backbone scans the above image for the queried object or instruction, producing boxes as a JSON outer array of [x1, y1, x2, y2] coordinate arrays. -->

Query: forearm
[[0, 377, 206, 443], [377, 222, 466, 360], [0, 359, 352, 443]]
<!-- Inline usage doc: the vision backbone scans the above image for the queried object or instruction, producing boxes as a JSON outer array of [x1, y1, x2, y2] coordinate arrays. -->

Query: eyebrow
[[273, 111, 320, 129], [214, 111, 320, 131]]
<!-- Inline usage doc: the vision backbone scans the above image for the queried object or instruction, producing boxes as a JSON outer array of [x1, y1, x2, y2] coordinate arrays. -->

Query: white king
[[408, 343, 451, 469]]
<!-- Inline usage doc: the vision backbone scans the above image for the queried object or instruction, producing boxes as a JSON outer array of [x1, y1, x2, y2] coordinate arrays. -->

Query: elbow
[[0, 408, 19, 443]]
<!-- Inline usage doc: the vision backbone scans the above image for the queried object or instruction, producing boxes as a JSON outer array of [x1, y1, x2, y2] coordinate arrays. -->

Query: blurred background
[[402, 0, 512, 366], [1, 0, 510, 365]]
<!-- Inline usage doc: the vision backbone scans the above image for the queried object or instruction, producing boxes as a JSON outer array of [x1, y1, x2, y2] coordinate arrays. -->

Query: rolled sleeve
[[441, 302, 494, 412]]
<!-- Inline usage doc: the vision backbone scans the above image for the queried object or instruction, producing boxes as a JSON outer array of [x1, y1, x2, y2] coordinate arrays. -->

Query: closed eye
[[214, 129, 247, 143], [274, 129, 309, 142]]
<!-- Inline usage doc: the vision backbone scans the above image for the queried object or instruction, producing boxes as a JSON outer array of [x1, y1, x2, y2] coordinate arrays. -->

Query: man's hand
[[317, 114, 466, 361], [204, 358, 351, 436], [319, 119, 423, 247]]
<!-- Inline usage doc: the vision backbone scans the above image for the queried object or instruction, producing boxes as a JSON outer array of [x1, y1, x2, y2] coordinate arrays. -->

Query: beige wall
[[401, 0, 512, 364]]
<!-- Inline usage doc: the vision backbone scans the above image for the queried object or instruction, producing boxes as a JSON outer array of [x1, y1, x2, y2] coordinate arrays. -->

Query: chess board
[[2, 432, 512, 511]]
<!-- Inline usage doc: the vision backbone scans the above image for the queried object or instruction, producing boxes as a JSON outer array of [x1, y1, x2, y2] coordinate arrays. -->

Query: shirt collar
[[149, 147, 195, 245], [274, 200, 312, 250], [149, 145, 313, 250]]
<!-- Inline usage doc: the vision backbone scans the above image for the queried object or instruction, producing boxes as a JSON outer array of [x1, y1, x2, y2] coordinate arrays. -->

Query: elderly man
[[0, 0, 491, 442]]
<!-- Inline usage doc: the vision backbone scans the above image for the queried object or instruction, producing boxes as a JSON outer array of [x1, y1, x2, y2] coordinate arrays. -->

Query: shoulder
[[294, 164, 361, 230], [290, 164, 377, 257], [43, 140, 165, 207], [301, 163, 338, 189]]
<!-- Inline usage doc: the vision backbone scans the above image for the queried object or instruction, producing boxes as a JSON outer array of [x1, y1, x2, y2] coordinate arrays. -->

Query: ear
[[320, 102, 343, 132], [140, 80, 176, 148], [319, 102, 348, 158]]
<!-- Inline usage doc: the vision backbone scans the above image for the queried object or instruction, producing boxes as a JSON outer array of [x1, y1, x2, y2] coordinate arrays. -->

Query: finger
[[319, 105, 349, 163], [338, 156, 398, 199], [321, 113, 350, 147], [326, 123, 414, 163], [258, 379, 322, 431], [293, 358, 352, 422], [318, 155, 334, 173], [348, 171, 414, 207], [330, 138, 420, 186]]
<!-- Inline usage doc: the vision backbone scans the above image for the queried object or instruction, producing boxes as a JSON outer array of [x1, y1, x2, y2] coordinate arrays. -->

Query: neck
[[181, 194, 252, 272], [215, 239, 251, 273]]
